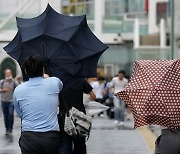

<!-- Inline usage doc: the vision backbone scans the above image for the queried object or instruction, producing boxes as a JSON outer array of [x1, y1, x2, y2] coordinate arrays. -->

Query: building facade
[[0, 0, 177, 79]]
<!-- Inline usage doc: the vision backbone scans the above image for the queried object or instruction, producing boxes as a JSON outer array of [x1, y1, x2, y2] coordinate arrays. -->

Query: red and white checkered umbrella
[[115, 60, 180, 130]]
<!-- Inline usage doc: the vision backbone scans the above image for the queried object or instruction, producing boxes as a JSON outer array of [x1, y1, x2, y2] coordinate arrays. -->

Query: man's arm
[[83, 80, 96, 101], [13, 94, 22, 118], [0, 88, 11, 93], [89, 91, 96, 101]]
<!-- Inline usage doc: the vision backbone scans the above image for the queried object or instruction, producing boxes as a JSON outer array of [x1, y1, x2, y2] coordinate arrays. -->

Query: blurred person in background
[[104, 77, 114, 102], [111, 70, 128, 126], [91, 77, 105, 117], [104, 77, 114, 118], [91, 77, 105, 103], [0, 69, 18, 135]]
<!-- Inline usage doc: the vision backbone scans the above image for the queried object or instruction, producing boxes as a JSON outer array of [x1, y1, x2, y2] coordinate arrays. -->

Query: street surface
[[0, 111, 152, 154]]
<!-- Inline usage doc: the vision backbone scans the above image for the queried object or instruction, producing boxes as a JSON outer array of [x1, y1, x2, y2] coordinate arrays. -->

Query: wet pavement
[[87, 118, 152, 154], [0, 112, 152, 154], [0, 115, 21, 154]]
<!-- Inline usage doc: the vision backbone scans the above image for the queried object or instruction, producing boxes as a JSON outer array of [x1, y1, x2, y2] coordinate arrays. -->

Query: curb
[[138, 126, 157, 154]]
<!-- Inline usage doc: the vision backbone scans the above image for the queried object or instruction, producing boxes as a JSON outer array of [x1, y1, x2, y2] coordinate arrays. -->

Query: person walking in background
[[0, 69, 18, 135], [91, 77, 105, 117], [104, 77, 114, 118], [111, 70, 128, 126], [13, 55, 63, 154], [91, 76, 105, 103], [59, 79, 96, 154]]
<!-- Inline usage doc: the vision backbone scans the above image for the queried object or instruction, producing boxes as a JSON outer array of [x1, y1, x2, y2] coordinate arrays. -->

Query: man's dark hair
[[118, 70, 125, 75], [23, 55, 44, 78]]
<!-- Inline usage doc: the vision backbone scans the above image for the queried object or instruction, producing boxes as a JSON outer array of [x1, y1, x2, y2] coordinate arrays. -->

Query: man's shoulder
[[44, 77, 63, 88], [45, 77, 60, 82], [14, 82, 27, 94]]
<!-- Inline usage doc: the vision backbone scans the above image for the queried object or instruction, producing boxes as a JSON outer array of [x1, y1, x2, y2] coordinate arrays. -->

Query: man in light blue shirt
[[13, 55, 63, 154]]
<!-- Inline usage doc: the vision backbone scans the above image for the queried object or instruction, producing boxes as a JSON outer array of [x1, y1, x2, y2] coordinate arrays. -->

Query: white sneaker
[[100, 114, 104, 118], [114, 120, 119, 125], [119, 121, 124, 126]]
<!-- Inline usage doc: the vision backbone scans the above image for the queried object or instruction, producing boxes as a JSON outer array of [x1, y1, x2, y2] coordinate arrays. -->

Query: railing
[[104, 0, 146, 15], [0, 0, 149, 37], [0, 0, 40, 31], [139, 24, 148, 35], [102, 17, 148, 34], [134, 47, 171, 60]]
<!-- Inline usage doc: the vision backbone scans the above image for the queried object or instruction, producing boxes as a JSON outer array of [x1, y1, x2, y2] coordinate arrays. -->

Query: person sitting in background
[[0, 69, 18, 136], [13, 55, 63, 154]]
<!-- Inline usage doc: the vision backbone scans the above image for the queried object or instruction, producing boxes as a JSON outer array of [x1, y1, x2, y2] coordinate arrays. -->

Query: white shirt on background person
[[111, 77, 128, 94]]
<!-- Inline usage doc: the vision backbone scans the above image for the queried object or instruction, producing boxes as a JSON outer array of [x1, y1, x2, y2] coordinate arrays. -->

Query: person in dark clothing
[[59, 79, 96, 154]]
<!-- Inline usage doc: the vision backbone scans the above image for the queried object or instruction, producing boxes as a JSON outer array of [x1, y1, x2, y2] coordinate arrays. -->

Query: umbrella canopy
[[4, 4, 108, 88], [116, 60, 180, 130]]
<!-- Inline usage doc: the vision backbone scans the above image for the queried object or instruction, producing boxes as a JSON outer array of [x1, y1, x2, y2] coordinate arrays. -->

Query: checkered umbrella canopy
[[115, 60, 180, 130]]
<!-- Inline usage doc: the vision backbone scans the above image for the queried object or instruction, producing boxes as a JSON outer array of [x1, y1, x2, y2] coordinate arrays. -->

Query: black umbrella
[[4, 4, 108, 88]]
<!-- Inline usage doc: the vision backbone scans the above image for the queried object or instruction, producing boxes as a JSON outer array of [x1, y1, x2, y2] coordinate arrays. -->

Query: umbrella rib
[[18, 44, 42, 63], [139, 65, 155, 88], [48, 25, 79, 35], [23, 43, 42, 57], [49, 42, 77, 61], [156, 90, 175, 128], [157, 61, 178, 90], [70, 41, 106, 60], [49, 62, 75, 71]]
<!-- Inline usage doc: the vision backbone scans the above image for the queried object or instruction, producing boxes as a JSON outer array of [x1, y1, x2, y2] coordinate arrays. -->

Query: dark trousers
[[59, 114, 87, 154], [19, 131, 60, 154], [155, 129, 180, 154], [1, 101, 14, 132], [73, 137, 86, 154]]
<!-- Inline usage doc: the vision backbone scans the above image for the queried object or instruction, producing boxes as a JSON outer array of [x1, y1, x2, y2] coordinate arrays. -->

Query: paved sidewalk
[[0, 116, 21, 154], [0, 115, 153, 154], [87, 118, 152, 154]]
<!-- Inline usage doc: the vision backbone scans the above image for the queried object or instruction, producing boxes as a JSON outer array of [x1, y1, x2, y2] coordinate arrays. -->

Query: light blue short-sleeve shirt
[[13, 77, 63, 132]]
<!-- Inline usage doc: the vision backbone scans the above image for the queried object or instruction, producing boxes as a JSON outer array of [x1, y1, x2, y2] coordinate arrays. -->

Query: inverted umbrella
[[4, 4, 108, 88], [116, 60, 180, 130], [84, 101, 109, 116]]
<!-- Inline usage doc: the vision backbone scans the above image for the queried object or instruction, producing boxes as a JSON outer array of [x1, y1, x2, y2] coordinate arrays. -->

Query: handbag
[[64, 106, 92, 139]]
